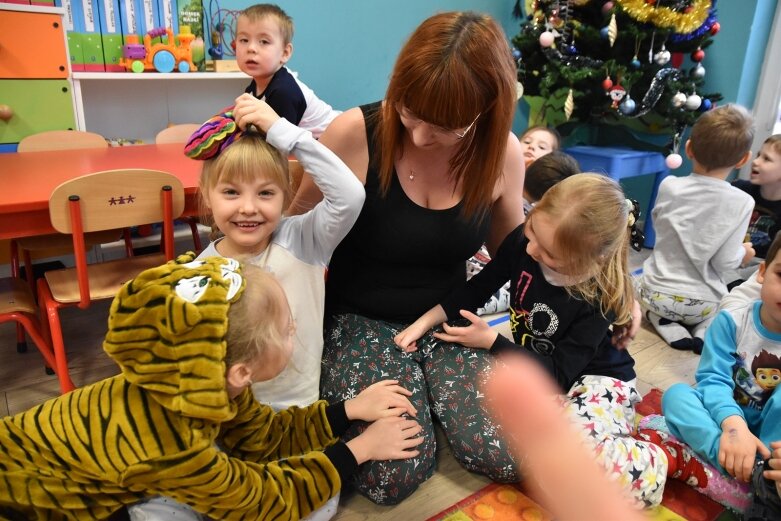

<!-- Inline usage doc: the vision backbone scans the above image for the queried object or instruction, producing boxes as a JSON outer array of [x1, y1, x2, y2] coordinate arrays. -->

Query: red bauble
[[691, 49, 705, 62], [602, 77, 614, 91], [710, 22, 721, 35]]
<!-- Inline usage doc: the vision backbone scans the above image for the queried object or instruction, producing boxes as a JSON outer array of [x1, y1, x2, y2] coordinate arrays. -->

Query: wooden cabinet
[[0, 4, 76, 149], [0, 10, 69, 79]]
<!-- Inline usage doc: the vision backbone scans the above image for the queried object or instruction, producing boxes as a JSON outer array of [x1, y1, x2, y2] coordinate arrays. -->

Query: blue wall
[[275, 1, 517, 112]]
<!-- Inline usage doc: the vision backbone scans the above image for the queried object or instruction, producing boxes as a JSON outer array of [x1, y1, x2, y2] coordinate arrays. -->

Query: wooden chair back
[[18, 130, 108, 152], [47, 169, 185, 307], [155, 124, 201, 144]]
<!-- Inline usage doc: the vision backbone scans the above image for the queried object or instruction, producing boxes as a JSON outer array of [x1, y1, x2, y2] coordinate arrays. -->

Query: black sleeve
[[440, 226, 520, 319], [325, 401, 350, 437], [265, 88, 306, 126]]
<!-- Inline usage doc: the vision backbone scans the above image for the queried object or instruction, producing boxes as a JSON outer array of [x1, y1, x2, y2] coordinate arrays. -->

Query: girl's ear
[[226, 362, 253, 391]]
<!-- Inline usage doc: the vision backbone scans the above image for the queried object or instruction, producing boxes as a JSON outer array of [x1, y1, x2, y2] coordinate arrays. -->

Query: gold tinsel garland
[[615, 0, 711, 34]]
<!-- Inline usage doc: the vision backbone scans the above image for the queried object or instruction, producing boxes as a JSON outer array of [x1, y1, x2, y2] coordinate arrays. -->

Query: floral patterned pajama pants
[[320, 314, 518, 505]]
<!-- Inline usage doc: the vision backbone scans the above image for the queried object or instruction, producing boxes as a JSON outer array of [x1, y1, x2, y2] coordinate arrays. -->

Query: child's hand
[[742, 242, 756, 266], [346, 416, 424, 464], [432, 309, 497, 349], [764, 440, 781, 496], [394, 323, 428, 353], [232, 94, 281, 133], [611, 299, 641, 350], [719, 415, 771, 482], [345, 380, 417, 421]]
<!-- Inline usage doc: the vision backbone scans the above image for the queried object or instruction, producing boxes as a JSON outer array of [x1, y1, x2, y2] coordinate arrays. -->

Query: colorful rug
[[426, 389, 741, 521]]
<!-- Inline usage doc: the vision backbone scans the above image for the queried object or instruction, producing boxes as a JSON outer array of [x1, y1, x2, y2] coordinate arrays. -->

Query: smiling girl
[[188, 99, 365, 412]]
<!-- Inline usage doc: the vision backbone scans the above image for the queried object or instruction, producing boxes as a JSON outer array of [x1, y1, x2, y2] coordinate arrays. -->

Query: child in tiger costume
[[0, 254, 422, 520]]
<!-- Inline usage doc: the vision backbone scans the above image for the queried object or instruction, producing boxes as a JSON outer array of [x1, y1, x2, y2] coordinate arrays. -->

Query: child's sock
[[635, 429, 709, 488], [645, 311, 702, 353]]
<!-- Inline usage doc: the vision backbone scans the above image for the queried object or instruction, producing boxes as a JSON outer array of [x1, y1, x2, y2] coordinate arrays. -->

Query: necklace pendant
[[409, 174, 414, 181]]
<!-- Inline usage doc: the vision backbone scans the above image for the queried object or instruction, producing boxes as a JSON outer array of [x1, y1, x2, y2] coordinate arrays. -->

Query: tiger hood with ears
[[104, 252, 244, 422], [0, 253, 354, 520]]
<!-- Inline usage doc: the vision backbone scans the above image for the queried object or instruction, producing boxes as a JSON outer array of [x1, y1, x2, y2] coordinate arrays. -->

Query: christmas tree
[[512, 0, 722, 161]]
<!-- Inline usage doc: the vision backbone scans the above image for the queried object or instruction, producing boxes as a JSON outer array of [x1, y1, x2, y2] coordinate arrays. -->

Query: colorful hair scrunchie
[[184, 107, 241, 160]]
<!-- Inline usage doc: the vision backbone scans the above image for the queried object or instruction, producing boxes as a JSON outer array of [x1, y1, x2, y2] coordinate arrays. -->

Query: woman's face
[[395, 103, 479, 149]]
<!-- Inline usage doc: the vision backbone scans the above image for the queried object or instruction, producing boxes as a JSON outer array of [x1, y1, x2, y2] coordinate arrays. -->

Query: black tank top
[[325, 102, 491, 323]]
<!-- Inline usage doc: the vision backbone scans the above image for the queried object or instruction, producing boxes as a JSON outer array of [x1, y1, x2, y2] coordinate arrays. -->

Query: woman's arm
[[485, 132, 525, 256], [288, 107, 369, 216]]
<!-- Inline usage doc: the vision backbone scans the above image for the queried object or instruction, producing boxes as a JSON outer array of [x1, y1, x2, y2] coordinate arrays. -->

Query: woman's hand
[[232, 94, 281, 133], [394, 322, 429, 353], [719, 415, 771, 482], [611, 299, 642, 350], [346, 416, 424, 464], [345, 380, 417, 421], [394, 305, 447, 352], [432, 309, 497, 349]]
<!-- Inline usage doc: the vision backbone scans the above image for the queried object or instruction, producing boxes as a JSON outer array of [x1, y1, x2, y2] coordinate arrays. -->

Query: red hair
[[375, 11, 517, 218]]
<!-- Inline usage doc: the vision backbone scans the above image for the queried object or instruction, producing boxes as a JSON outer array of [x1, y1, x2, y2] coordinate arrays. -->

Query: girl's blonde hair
[[198, 133, 292, 239], [224, 264, 290, 367], [377, 11, 517, 218], [530, 173, 633, 324]]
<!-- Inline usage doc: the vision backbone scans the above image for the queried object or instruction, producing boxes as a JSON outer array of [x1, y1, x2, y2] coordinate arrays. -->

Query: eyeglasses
[[395, 103, 481, 139]]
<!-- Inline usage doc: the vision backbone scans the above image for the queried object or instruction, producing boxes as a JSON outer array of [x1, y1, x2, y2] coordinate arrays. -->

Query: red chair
[[38, 169, 184, 393]]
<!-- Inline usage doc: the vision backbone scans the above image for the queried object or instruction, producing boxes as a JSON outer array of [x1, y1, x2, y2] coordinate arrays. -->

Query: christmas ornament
[[690, 63, 706, 79], [685, 94, 702, 111], [602, 1, 614, 14], [630, 57, 641, 69], [608, 85, 626, 108], [512, 48, 522, 60], [564, 88, 575, 120], [619, 97, 636, 115], [607, 13, 618, 47], [672, 92, 687, 108], [665, 153, 683, 169], [516, 81, 524, 100], [600, 26, 610, 39], [654, 46, 671, 65], [539, 31, 556, 47], [666, 132, 684, 169], [691, 48, 705, 62], [710, 21, 721, 35], [699, 98, 712, 111], [602, 75, 614, 91]]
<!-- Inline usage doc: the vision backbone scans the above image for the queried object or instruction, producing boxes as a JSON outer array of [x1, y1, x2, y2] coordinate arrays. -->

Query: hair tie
[[626, 199, 644, 252], [184, 107, 241, 160]]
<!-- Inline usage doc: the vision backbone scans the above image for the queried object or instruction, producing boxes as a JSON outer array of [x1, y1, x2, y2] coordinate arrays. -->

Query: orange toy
[[121, 27, 196, 73]]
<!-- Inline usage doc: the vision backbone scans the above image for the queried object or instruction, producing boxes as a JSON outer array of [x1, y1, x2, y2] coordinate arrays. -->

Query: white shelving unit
[[71, 72, 249, 143]]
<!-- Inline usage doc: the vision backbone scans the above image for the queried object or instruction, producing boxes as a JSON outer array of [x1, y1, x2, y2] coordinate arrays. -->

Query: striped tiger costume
[[0, 254, 356, 520]]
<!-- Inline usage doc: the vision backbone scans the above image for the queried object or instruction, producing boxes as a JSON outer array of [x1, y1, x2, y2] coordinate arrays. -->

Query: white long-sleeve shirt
[[199, 118, 365, 409], [642, 173, 753, 302]]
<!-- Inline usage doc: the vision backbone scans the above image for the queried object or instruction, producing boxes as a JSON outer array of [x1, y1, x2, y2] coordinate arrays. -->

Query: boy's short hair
[[763, 134, 781, 156], [765, 231, 781, 265], [689, 104, 754, 171], [524, 151, 580, 202], [241, 4, 294, 45]]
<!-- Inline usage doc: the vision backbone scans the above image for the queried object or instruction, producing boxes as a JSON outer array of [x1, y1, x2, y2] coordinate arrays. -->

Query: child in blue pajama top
[[663, 233, 781, 519]]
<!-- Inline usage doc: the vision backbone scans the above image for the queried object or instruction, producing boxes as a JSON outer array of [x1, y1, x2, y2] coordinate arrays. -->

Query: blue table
[[564, 145, 669, 248]]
